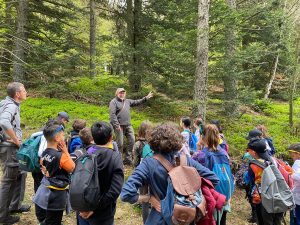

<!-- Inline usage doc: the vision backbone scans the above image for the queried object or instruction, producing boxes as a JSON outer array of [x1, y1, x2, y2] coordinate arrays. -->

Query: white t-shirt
[[292, 159, 300, 205]]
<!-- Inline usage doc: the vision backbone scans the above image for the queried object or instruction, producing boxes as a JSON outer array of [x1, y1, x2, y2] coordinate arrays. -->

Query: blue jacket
[[121, 153, 219, 225]]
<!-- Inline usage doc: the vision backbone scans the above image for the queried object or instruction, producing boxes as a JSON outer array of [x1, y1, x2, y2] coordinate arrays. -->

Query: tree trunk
[[289, 38, 300, 128], [129, 0, 142, 92], [0, 0, 13, 80], [194, 0, 210, 121], [264, 54, 279, 99], [223, 0, 238, 115], [13, 0, 28, 83], [89, 0, 97, 77], [126, 0, 142, 92]]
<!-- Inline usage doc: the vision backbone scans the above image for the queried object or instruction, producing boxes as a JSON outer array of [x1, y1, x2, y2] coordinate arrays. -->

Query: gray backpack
[[252, 160, 295, 213], [69, 153, 101, 211]]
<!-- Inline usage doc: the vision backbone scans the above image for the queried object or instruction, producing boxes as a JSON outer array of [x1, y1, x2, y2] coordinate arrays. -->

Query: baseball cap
[[115, 88, 126, 95], [246, 129, 262, 140], [248, 138, 267, 154], [57, 112, 70, 122]]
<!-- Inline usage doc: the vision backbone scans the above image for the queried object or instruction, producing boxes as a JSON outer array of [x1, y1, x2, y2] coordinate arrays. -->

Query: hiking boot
[[0, 215, 20, 225], [9, 204, 31, 213]]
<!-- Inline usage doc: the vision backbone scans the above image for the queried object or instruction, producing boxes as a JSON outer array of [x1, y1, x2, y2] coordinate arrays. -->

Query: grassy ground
[[2, 96, 297, 224], [12, 169, 254, 225]]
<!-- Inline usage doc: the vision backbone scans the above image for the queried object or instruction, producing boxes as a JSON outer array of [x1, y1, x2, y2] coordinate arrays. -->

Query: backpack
[[142, 144, 153, 159], [189, 132, 198, 153], [203, 147, 235, 200], [234, 162, 249, 189], [16, 133, 42, 172], [69, 153, 101, 211], [250, 159, 295, 213], [154, 154, 206, 225], [67, 134, 81, 154]]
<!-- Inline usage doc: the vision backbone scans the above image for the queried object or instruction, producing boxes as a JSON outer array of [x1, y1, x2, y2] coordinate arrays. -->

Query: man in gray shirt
[[109, 88, 153, 165], [0, 82, 29, 224]]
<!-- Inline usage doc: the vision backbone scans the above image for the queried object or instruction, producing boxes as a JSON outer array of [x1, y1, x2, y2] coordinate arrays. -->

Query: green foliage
[[21, 97, 150, 136], [251, 99, 272, 113]]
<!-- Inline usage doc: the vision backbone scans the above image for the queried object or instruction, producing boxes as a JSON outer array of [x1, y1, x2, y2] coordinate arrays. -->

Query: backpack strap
[[179, 154, 187, 166], [153, 154, 174, 172], [249, 159, 267, 169]]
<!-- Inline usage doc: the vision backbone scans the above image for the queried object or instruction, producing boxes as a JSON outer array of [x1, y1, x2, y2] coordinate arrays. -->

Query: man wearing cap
[[56, 112, 70, 127], [0, 82, 30, 224], [109, 88, 153, 165]]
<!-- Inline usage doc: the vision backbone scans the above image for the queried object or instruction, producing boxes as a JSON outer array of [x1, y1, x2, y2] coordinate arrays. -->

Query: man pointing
[[109, 88, 153, 165]]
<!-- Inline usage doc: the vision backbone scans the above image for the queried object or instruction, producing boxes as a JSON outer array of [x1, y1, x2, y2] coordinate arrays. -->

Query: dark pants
[[77, 212, 91, 225], [291, 205, 300, 225], [88, 217, 114, 225], [0, 142, 24, 220], [9, 171, 27, 211], [256, 203, 283, 225], [41, 210, 63, 225], [115, 125, 135, 164], [139, 185, 150, 224], [32, 170, 47, 223]]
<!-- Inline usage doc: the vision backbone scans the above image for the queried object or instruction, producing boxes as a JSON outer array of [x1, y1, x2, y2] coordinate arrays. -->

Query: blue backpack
[[16, 134, 42, 172], [142, 144, 153, 159], [203, 147, 234, 200], [188, 131, 198, 153]]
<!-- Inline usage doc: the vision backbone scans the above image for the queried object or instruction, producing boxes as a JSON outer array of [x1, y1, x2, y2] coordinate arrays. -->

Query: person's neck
[[184, 127, 190, 131], [47, 142, 58, 150]]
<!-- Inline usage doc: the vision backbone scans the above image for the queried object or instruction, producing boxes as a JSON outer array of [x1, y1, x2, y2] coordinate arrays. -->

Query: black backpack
[[69, 153, 101, 211]]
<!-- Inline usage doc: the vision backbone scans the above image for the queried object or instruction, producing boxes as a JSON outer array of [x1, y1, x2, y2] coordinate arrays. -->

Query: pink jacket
[[197, 178, 226, 225]]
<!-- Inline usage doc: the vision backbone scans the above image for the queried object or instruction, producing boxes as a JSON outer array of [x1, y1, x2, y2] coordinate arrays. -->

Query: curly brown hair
[[149, 124, 184, 153]]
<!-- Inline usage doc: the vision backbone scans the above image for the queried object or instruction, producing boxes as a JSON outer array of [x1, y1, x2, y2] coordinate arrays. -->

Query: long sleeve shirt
[[109, 97, 147, 128], [0, 96, 22, 140]]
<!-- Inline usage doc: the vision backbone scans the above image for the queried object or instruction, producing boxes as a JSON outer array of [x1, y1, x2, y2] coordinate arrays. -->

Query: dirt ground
[[8, 169, 258, 225]]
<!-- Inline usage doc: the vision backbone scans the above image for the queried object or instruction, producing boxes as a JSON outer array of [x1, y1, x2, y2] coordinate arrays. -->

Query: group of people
[[0, 82, 299, 225]]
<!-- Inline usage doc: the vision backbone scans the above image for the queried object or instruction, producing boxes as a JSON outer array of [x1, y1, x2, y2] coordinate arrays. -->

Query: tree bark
[[264, 54, 279, 99], [13, 0, 28, 83], [1, 0, 13, 80], [126, 0, 142, 92], [289, 38, 300, 128], [130, 0, 142, 92], [194, 0, 210, 121], [90, 0, 97, 77], [223, 0, 238, 115]]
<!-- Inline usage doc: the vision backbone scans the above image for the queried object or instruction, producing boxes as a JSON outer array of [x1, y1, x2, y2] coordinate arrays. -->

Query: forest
[[0, 0, 300, 224]]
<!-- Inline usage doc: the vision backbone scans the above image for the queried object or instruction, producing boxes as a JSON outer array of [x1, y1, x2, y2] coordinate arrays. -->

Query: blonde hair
[[203, 124, 220, 151]]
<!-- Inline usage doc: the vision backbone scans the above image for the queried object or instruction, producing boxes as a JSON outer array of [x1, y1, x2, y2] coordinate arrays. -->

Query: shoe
[[9, 204, 31, 213], [0, 215, 20, 225]]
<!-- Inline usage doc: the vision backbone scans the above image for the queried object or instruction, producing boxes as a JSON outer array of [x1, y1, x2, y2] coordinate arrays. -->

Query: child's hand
[[79, 211, 94, 219], [58, 141, 68, 153]]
